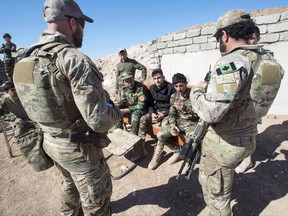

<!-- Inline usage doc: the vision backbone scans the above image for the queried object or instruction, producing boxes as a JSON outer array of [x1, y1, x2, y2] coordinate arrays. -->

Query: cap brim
[[83, 14, 93, 23]]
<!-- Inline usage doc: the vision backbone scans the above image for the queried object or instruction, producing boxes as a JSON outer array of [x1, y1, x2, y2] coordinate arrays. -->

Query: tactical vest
[[13, 42, 87, 137], [240, 49, 283, 118]]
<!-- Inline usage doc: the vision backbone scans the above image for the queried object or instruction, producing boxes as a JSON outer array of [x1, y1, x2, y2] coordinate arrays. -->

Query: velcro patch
[[216, 73, 236, 84], [216, 62, 236, 75], [13, 61, 34, 83]]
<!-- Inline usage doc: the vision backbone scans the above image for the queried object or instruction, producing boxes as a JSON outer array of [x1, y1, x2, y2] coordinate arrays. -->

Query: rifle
[[204, 65, 212, 82], [176, 120, 209, 180]]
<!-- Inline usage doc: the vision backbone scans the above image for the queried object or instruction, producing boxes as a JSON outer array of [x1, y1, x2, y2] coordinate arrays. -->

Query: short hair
[[152, 69, 163, 77], [3, 82, 14, 92], [214, 19, 256, 42], [254, 26, 260, 38], [172, 73, 187, 84]]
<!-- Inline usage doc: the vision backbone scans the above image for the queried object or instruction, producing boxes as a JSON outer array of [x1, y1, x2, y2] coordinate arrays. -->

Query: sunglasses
[[66, 15, 85, 29]]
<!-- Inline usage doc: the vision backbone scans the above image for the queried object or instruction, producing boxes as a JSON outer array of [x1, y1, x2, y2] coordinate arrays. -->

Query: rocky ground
[[0, 115, 287, 216]]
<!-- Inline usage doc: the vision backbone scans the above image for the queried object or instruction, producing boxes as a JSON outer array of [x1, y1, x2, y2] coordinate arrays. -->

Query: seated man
[[138, 68, 175, 144], [115, 71, 149, 161], [148, 73, 199, 170], [0, 82, 34, 138]]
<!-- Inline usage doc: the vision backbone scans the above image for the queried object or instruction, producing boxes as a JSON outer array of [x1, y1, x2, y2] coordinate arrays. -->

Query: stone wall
[[147, 8, 288, 115]]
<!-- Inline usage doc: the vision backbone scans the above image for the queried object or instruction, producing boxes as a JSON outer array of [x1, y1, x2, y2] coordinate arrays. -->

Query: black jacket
[[148, 81, 175, 116]]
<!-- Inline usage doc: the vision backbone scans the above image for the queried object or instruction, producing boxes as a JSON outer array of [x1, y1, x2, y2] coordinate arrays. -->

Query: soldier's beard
[[73, 26, 83, 48], [219, 37, 227, 53]]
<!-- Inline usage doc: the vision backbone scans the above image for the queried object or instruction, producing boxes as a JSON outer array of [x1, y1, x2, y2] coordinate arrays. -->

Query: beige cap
[[121, 71, 133, 80], [43, 0, 93, 23], [118, 48, 127, 54], [213, 9, 252, 37]]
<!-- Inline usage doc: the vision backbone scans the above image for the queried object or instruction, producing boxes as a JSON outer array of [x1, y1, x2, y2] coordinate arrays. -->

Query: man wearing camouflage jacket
[[148, 73, 199, 170], [190, 9, 284, 216], [13, 0, 121, 215], [115, 71, 149, 161]]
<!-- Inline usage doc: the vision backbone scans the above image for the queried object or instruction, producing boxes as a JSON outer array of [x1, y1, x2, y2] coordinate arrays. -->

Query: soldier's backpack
[[13, 42, 72, 172]]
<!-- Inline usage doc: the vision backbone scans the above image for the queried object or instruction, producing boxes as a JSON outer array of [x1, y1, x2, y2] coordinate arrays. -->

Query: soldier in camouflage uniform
[[115, 48, 147, 94], [0, 33, 17, 81], [115, 71, 149, 161], [190, 10, 284, 216], [13, 1, 121, 215], [138, 68, 175, 146], [0, 82, 34, 138], [148, 73, 199, 170]]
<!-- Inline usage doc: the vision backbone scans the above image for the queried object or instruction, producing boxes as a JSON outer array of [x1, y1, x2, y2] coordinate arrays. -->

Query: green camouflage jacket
[[117, 81, 149, 113], [169, 88, 198, 131], [0, 42, 17, 62], [0, 94, 28, 121], [116, 58, 147, 89]]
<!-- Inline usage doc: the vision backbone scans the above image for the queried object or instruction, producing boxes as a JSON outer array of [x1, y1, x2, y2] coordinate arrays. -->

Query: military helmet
[[3, 33, 11, 39]]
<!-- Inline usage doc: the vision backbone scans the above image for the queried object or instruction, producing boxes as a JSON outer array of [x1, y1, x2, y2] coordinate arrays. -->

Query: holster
[[69, 130, 111, 148]]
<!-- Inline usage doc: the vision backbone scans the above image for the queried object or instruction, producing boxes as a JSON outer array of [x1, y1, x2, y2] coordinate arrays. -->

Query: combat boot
[[167, 151, 183, 165], [148, 141, 164, 170], [130, 140, 147, 162]]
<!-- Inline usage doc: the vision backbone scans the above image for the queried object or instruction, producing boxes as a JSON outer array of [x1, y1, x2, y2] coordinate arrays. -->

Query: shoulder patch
[[216, 62, 236, 75]]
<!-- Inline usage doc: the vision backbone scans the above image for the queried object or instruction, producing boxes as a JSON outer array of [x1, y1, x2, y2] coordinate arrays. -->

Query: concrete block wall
[[148, 10, 288, 69], [147, 9, 288, 115]]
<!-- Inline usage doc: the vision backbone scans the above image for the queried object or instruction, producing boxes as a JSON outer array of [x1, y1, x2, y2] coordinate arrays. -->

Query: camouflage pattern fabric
[[157, 88, 198, 142], [190, 45, 284, 215], [115, 58, 147, 89], [115, 80, 149, 135], [0, 42, 17, 80], [138, 111, 169, 141], [43, 133, 112, 216], [14, 31, 120, 215]]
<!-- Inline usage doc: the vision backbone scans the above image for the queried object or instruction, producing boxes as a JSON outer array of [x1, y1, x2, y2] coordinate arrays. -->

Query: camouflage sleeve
[[11, 43, 17, 52], [57, 49, 121, 133], [168, 93, 177, 126], [115, 64, 120, 89], [133, 60, 147, 80], [190, 56, 250, 123], [129, 86, 148, 112], [116, 88, 127, 108], [0, 97, 7, 116]]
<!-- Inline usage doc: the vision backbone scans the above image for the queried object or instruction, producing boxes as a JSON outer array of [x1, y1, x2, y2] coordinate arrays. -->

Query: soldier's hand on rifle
[[156, 113, 165, 122], [196, 81, 208, 89]]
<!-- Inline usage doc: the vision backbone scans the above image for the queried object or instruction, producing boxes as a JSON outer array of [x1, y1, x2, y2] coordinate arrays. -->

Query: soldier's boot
[[167, 151, 183, 165], [235, 155, 253, 174], [148, 141, 164, 170], [130, 140, 147, 162]]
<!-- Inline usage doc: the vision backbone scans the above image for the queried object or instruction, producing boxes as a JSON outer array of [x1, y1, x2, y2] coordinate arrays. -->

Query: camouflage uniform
[[115, 80, 149, 135], [190, 45, 284, 215], [116, 58, 147, 90], [0, 41, 17, 81], [0, 93, 33, 137], [14, 31, 121, 216], [157, 88, 198, 142], [138, 81, 175, 141]]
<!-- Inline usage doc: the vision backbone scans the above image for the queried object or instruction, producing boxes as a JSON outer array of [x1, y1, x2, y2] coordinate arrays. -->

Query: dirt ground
[[0, 115, 287, 216]]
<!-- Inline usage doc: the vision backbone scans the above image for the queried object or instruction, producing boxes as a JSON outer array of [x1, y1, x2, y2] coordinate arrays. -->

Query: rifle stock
[[176, 120, 209, 180]]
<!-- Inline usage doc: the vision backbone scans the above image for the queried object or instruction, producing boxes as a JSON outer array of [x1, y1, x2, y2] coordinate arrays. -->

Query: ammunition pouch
[[16, 124, 54, 172]]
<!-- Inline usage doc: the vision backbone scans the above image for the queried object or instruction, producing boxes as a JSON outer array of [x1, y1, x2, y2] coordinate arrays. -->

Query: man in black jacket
[[138, 69, 175, 150]]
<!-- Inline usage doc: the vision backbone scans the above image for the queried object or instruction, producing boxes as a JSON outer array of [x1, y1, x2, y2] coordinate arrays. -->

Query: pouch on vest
[[243, 50, 284, 118], [16, 124, 54, 172]]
